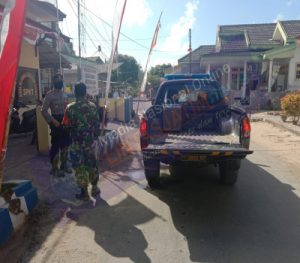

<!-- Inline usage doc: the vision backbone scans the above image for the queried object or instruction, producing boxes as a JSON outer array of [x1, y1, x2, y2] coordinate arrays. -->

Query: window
[[161, 81, 224, 106], [296, 64, 300, 80]]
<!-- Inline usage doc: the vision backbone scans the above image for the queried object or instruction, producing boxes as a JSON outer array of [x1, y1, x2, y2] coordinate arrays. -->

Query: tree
[[149, 63, 173, 77], [111, 54, 142, 89], [146, 64, 173, 97]]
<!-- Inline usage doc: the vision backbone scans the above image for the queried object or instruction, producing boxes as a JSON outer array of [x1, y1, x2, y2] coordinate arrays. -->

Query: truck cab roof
[[164, 74, 211, 81]]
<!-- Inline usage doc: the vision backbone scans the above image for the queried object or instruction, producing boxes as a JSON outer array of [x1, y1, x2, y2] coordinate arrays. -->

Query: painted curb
[[0, 180, 38, 245]]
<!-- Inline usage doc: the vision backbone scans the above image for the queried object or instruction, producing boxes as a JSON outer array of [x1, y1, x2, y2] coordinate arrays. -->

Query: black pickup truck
[[140, 74, 253, 188]]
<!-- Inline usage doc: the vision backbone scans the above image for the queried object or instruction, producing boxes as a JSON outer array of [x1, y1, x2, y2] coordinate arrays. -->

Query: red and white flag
[[0, 0, 27, 157], [150, 16, 161, 53], [140, 12, 162, 93]]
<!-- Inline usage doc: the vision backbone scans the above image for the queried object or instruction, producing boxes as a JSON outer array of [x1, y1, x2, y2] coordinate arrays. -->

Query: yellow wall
[[19, 40, 39, 69]]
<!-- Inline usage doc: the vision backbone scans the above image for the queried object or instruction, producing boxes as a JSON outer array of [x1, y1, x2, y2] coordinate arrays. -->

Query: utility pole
[[77, 0, 81, 81], [55, 0, 62, 76], [188, 28, 192, 74]]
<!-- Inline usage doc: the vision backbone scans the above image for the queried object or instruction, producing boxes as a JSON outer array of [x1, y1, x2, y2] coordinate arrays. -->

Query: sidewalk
[[251, 112, 300, 136], [3, 121, 129, 201], [0, 120, 134, 248]]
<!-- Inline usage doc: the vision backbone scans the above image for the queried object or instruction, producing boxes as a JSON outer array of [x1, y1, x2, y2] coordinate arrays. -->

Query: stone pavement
[[251, 112, 300, 136], [0, 120, 145, 258], [3, 121, 136, 204]]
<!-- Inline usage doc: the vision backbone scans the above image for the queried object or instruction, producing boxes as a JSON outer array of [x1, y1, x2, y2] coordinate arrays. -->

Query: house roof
[[61, 54, 122, 74], [177, 20, 300, 65], [178, 45, 215, 63], [218, 23, 280, 51], [29, 0, 66, 21], [85, 56, 105, 64], [280, 20, 300, 39]]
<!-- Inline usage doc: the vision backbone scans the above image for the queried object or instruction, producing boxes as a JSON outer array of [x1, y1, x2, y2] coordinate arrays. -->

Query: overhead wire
[[76, 1, 150, 50], [68, 0, 188, 58], [65, 0, 187, 65], [71, 0, 111, 57], [76, 1, 188, 58], [67, 0, 109, 60]]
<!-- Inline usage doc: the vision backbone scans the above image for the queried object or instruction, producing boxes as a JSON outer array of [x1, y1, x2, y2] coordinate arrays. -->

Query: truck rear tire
[[144, 160, 161, 189], [219, 160, 241, 185], [169, 164, 182, 177]]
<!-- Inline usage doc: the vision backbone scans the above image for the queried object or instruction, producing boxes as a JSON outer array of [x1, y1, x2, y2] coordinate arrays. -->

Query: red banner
[[0, 0, 27, 157]]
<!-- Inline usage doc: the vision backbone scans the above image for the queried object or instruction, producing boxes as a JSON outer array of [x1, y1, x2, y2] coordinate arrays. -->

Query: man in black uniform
[[41, 74, 70, 176]]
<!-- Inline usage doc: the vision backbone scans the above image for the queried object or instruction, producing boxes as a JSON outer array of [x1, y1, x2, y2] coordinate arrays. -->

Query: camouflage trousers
[[63, 143, 99, 189]]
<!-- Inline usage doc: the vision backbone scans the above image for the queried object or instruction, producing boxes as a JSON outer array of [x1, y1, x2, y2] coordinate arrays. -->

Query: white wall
[[288, 45, 300, 91]]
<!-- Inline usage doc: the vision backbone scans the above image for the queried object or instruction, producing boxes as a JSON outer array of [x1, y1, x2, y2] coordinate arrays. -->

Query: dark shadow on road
[[75, 195, 156, 263], [149, 159, 300, 263], [1, 135, 149, 263]]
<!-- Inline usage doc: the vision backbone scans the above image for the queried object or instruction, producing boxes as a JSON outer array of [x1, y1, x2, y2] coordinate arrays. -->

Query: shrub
[[280, 91, 300, 118]]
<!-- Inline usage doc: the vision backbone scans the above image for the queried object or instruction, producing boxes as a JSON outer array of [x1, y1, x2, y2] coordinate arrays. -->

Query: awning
[[263, 44, 296, 60]]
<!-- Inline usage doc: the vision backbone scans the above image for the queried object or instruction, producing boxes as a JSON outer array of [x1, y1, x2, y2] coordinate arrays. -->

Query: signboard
[[81, 64, 98, 96], [17, 68, 38, 105]]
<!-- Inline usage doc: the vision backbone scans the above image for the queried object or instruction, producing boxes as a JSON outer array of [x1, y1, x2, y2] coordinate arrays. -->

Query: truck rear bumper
[[142, 144, 253, 164]]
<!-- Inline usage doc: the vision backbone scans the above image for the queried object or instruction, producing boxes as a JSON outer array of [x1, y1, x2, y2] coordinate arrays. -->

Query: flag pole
[[136, 11, 162, 116], [55, 0, 62, 75], [100, 0, 127, 137]]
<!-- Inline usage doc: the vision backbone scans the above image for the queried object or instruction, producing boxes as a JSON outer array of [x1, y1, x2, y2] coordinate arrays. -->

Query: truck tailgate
[[161, 132, 240, 145], [144, 132, 252, 159]]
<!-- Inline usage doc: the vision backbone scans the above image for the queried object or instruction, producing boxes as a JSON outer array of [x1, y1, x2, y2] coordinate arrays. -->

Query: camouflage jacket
[[62, 98, 99, 145]]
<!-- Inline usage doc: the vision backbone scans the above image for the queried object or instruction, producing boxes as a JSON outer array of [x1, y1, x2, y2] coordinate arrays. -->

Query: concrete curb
[[263, 118, 300, 136], [0, 180, 38, 245]]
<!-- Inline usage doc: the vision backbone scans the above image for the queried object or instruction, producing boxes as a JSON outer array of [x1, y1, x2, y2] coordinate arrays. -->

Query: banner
[[81, 63, 98, 96], [100, 0, 127, 134], [0, 0, 27, 159], [104, 0, 127, 103]]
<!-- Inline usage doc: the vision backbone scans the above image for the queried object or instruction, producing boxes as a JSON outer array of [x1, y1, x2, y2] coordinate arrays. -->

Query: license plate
[[182, 155, 207, 161]]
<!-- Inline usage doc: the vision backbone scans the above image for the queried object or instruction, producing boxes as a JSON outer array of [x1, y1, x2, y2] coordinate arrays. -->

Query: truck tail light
[[140, 117, 148, 136], [242, 117, 251, 138], [140, 117, 149, 149]]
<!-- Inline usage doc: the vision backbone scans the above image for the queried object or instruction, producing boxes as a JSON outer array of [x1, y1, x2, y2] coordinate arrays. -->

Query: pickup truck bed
[[140, 77, 253, 188]]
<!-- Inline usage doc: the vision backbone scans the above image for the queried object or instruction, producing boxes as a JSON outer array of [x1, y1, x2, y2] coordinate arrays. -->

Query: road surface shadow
[[75, 195, 155, 263], [149, 159, 300, 263]]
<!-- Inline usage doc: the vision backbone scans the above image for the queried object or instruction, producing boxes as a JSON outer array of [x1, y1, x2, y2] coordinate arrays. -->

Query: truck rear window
[[160, 80, 225, 106]]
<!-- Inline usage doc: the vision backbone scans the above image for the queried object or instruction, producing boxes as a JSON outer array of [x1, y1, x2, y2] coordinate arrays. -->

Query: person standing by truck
[[41, 74, 70, 177], [62, 82, 100, 201]]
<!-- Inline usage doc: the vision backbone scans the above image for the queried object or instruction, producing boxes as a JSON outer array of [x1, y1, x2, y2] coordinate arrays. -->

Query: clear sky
[[48, 0, 300, 68]]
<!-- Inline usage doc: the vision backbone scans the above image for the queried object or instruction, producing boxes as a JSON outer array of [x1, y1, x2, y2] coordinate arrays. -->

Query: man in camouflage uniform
[[41, 74, 70, 176], [62, 83, 100, 200]]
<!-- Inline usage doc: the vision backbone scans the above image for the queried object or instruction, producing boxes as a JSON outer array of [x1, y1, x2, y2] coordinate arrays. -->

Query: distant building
[[62, 55, 121, 97], [0, 0, 75, 105], [178, 20, 300, 109], [178, 45, 215, 74], [178, 20, 300, 95]]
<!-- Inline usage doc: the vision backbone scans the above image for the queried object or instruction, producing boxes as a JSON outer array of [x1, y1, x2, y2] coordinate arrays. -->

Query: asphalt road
[[2, 103, 300, 263]]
